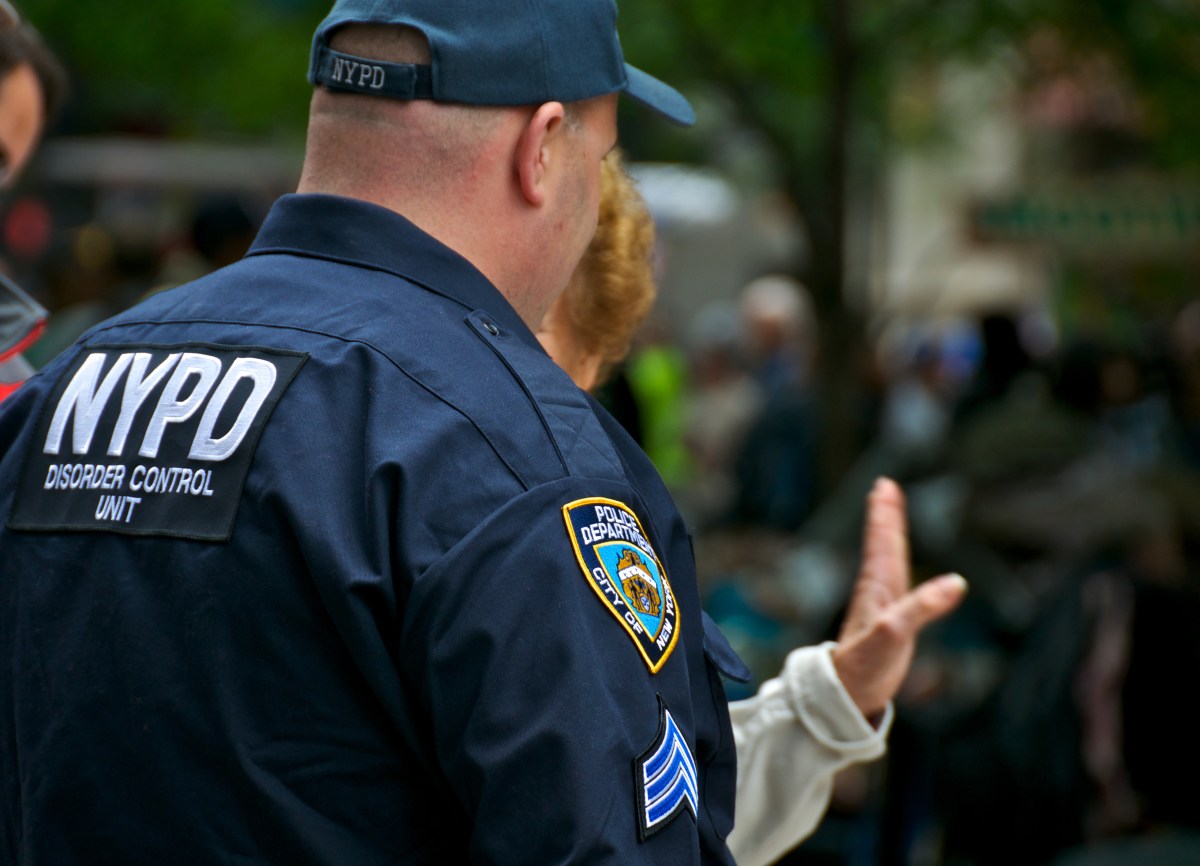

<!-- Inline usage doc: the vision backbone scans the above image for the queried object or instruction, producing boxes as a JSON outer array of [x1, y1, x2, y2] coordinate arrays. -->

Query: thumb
[[891, 573, 968, 636]]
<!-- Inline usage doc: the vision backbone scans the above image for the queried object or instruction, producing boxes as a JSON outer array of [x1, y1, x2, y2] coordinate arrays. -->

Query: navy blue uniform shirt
[[0, 194, 750, 864]]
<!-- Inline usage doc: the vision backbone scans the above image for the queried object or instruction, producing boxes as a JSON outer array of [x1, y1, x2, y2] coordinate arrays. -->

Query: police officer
[[0, 1, 964, 863]]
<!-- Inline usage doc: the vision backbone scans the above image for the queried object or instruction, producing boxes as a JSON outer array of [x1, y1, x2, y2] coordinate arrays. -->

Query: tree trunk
[[805, 0, 866, 500]]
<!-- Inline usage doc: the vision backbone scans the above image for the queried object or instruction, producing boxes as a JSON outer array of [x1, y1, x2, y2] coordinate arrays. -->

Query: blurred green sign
[[970, 184, 1200, 257]]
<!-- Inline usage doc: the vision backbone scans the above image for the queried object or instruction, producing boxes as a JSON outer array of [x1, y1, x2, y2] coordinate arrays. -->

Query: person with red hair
[[537, 150, 659, 393], [539, 153, 968, 866]]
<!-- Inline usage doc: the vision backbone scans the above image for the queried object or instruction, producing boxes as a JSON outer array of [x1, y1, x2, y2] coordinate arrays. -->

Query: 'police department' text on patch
[[7, 342, 306, 541], [563, 497, 680, 673]]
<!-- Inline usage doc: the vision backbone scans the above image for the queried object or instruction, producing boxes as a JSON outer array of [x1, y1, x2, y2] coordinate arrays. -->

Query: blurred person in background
[[878, 337, 955, 472], [680, 300, 763, 530], [0, 0, 67, 402], [951, 310, 1039, 429], [0, 2, 59, 189], [155, 195, 261, 290], [189, 195, 258, 273], [731, 274, 821, 531], [1167, 300, 1200, 469]]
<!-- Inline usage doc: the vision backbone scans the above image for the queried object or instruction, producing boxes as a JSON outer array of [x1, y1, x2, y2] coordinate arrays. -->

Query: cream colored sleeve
[[725, 641, 893, 866]]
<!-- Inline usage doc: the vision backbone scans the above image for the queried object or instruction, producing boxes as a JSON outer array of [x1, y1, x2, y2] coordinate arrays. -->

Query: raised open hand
[[832, 477, 968, 719]]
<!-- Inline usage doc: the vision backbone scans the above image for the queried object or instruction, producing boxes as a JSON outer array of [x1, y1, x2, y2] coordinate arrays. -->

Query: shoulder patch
[[7, 342, 307, 541], [562, 497, 680, 673]]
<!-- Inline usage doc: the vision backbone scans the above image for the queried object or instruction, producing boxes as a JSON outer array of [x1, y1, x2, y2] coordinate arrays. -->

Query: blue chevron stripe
[[639, 707, 698, 834]]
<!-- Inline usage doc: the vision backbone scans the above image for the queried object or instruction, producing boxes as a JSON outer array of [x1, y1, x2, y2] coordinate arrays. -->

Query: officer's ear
[[515, 101, 567, 208]]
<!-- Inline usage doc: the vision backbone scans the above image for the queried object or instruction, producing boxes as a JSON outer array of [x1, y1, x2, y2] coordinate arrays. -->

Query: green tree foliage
[[23, 1, 1197, 164], [627, 1, 1198, 185], [21, 0, 327, 138]]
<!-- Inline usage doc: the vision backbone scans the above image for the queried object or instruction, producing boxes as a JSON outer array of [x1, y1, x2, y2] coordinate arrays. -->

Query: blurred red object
[[0, 272, 45, 403]]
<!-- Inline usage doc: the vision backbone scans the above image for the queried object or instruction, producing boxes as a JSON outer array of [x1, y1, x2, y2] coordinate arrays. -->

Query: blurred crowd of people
[[602, 275, 1200, 865], [13, 191, 262, 368]]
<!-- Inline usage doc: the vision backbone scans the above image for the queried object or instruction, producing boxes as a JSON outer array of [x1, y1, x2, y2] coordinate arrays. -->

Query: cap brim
[[623, 64, 695, 127]]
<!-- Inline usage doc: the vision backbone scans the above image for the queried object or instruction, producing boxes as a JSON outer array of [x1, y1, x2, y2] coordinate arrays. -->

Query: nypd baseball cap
[[308, 0, 695, 126]]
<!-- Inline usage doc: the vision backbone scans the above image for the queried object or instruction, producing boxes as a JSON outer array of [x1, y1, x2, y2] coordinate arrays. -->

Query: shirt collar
[[246, 193, 538, 347]]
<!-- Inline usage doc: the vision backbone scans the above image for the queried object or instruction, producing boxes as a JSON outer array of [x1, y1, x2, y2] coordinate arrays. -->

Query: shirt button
[[484, 322, 500, 336]]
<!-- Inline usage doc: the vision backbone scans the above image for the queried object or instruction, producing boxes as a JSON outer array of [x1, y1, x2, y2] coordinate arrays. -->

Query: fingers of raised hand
[[836, 572, 968, 717], [844, 478, 911, 635], [861, 477, 908, 582], [889, 573, 968, 637]]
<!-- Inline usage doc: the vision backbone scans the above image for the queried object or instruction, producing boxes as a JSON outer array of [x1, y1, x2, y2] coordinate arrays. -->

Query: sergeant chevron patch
[[562, 497, 680, 673], [634, 696, 698, 840]]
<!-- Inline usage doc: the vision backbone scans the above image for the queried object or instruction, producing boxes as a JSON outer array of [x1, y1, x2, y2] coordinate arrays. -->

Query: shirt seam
[[85, 316, 531, 491]]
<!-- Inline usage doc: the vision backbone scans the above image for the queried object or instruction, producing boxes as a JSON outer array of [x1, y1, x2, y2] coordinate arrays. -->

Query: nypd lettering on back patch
[[563, 497, 680, 674], [8, 342, 306, 540]]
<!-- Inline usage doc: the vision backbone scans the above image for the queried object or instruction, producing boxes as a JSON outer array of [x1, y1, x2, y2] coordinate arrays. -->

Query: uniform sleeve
[[726, 642, 893, 866], [396, 477, 706, 865]]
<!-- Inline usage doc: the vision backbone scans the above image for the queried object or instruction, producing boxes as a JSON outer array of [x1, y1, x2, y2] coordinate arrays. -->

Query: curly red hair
[[560, 151, 657, 381]]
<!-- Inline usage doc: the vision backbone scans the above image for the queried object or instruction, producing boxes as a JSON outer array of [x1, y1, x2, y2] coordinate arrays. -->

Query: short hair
[[327, 22, 430, 66], [0, 21, 68, 122], [314, 23, 501, 133]]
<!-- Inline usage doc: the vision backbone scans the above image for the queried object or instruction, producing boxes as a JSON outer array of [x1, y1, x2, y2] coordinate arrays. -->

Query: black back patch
[[8, 342, 306, 541]]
